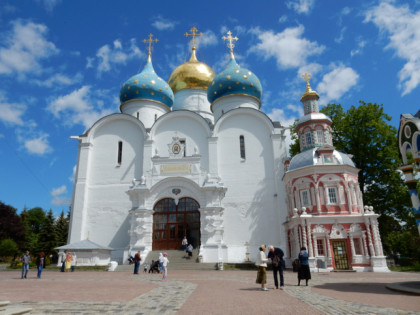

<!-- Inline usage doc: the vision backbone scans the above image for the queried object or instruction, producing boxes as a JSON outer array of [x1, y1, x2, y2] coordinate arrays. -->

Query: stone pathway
[[1, 270, 419, 314]]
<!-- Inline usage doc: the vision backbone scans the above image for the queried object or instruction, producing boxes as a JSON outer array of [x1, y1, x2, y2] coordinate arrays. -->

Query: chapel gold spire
[[300, 72, 319, 100], [222, 31, 239, 59]]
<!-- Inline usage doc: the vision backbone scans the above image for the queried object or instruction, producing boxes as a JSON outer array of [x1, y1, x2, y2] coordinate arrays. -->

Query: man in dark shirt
[[268, 245, 285, 289], [133, 251, 141, 274]]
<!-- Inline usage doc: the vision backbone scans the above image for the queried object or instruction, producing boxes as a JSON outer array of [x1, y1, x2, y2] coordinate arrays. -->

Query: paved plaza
[[0, 268, 419, 314]]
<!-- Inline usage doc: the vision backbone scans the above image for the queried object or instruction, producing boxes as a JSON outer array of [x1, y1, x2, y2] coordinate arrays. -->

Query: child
[[143, 262, 149, 273]]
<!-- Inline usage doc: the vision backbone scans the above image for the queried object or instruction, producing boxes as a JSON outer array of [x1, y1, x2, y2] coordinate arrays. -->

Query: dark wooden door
[[332, 240, 349, 270], [153, 197, 200, 250]]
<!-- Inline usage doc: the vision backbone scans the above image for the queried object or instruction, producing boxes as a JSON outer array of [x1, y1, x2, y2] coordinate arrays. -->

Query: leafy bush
[[0, 239, 19, 258]]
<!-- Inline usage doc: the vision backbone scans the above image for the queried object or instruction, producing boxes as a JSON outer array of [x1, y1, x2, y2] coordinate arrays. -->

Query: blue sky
[[0, 0, 418, 216]]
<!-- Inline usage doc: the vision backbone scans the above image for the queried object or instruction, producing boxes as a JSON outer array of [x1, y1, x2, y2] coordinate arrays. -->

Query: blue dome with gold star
[[207, 57, 262, 104], [120, 57, 174, 108]]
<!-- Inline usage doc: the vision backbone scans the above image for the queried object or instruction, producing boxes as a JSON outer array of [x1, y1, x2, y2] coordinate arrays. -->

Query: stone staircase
[[0, 301, 31, 315], [115, 249, 217, 271]]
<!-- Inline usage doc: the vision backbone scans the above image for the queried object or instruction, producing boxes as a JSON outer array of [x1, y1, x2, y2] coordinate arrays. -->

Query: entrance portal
[[153, 197, 200, 250], [332, 240, 350, 270]]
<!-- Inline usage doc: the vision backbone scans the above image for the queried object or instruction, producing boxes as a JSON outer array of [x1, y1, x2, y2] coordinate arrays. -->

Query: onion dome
[[120, 55, 174, 108], [288, 147, 355, 171], [207, 31, 262, 104], [168, 47, 216, 94]]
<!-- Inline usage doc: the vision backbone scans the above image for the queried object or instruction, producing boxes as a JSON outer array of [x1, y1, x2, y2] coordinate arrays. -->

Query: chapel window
[[317, 130, 324, 144], [239, 135, 246, 159], [180, 139, 186, 157], [327, 187, 337, 204], [301, 190, 310, 206], [155, 113, 158, 121], [136, 112, 139, 119], [317, 239, 325, 256], [353, 238, 363, 255], [305, 132, 312, 145], [117, 141, 123, 165]]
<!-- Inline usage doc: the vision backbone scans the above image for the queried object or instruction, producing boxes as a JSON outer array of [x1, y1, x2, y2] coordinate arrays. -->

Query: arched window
[[117, 141, 123, 164], [239, 135, 246, 159]]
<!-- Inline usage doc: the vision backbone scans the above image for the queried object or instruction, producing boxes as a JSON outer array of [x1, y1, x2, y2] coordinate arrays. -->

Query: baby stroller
[[148, 260, 160, 273]]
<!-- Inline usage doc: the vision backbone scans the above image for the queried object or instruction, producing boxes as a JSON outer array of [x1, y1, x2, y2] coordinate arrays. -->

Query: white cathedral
[[65, 29, 388, 272]]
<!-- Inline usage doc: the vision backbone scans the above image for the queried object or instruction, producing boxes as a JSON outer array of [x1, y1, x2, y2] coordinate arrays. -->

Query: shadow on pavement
[[312, 282, 416, 295]]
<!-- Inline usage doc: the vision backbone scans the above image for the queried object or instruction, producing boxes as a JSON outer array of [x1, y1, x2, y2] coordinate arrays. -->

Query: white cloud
[[47, 86, 114, 128], [151, 16, 176, 30], [51, 184, 71, 206], [365, 2, 420, 95], [286, 0, 314, 14], [24, 135, 52, 155], [316, 64, 359, 104], [335, 27, 346, 44], [0, 20, 58, 76], [89, 38, 142, 75], [250, 26, 325, 69], [196, 30, 218, 47], [33, 72, 83, 88], [279, 15, 288, 23], [350, 39, 367, 57], [0, 94, 26, 125], [36, 0, 62, 12]]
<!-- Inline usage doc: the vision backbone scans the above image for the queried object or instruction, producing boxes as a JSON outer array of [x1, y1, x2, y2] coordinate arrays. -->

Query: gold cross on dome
[[185, 26, 202, 49], [302, 72, 312, 91], [143, 33, 158, 55], [222, 31, 238, 53]]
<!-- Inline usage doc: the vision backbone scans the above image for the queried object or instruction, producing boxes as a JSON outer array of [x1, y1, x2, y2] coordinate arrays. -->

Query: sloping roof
[[56, 239, 112, 251]]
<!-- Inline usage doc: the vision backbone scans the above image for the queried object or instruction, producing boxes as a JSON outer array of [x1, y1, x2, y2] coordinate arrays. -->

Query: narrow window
[[136, 112, 139, 119], [327, 187, 337, 204], [317, 130, 324, 144], [154, 113, 157, 121], [305, 132, 312, 145], [301, 190, 310, 206], [239, 135, 246, 159], [317, 239, 325, 256], [117, 141, 123, 164], [180, 139, 186, 157], [353, 238, 362, 255]]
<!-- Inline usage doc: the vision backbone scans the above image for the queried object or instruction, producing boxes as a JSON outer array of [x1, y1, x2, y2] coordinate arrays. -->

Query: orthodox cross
[[185, 26, 202, 49], [143, 33, 158, 55], [222, 31, 239, 54], [302, 72, 312, 91]]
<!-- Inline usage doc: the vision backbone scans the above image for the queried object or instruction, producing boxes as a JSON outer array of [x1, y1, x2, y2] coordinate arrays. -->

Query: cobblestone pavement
[[1, 270, 419, 314]]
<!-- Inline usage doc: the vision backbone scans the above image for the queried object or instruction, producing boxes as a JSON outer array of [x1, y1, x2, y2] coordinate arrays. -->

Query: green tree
[[38, 210, 58, 259], [26, 207, 46, 234], [0, 238, 19, 258], [0, 201, 25, 248], [55, 210, 69, 246]]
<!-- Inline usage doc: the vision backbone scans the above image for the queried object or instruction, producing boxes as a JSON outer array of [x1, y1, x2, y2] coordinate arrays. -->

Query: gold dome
[[168, 48, 216, 94]]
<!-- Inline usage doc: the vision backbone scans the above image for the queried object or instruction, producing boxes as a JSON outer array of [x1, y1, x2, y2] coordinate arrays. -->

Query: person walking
[[181, 236, 188, 250], [186, 244, 193, 259], [255, 245, 269, 291], [36, 252, 45, 279], [60, 250, 67, 272], [65, 251, 72, 272], [21, 250, 30, 279], [268, 245, 285, 289], [161, 252, 169, 281], [133, 250, 141, 274], [297, 247, 311, 286], [158, 252, 164, 273]]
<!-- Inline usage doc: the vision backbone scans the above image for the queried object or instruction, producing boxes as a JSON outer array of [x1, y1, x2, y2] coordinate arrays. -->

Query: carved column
[[315, 185, 321, 213], [302, 224, 308, 251], [313, 235, 318, 257], [326, 235, 331, 265], [371, 220, 384, 256], [349, 235, 356, 262], [366, 222, 376, 257], [362, 232, 368, 257], [307, 223, 313, 257]]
